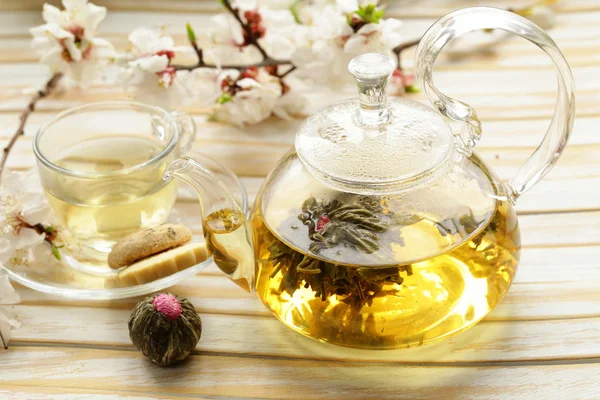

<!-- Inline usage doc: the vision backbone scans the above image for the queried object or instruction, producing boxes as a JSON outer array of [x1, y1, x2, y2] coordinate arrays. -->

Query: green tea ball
[[128, 293, 202, 366]]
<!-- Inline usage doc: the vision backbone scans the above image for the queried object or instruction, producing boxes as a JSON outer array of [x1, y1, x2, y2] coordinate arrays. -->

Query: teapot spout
[[164, 157, 254, 292]]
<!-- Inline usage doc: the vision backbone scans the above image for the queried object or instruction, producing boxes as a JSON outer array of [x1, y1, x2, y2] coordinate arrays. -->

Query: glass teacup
[[33, 101, 196, 253]]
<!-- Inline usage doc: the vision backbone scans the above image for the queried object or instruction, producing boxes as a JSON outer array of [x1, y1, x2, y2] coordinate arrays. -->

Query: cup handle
[[415, 7, 575, 202], [171, 111, 197, 153]]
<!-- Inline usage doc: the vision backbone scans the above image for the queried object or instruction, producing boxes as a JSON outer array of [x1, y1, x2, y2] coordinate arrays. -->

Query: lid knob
[[348, 53, 396, 126]]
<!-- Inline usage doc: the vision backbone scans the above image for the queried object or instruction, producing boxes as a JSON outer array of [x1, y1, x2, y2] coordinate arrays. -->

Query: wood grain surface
[[1, 0, 599, 399]]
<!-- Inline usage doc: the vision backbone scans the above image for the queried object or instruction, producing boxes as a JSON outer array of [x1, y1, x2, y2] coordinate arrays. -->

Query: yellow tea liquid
[[44, 135, 177, 250], [203, 208, 255, 292], [251, 198, 520, 349]]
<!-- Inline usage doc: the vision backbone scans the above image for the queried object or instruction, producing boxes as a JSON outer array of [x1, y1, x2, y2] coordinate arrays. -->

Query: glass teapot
[[165, 7, 575, 349]]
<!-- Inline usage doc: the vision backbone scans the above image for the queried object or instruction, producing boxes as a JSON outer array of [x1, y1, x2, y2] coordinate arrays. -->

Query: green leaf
[[355, 4, 384, 24], [217, 93, 233, 104], [44, 226, 55, 234], [405, 85, 420, 93], [374, 9, 384, 22], [50, 243, 61, 261], [290, 0, 303, 24], [186, 23, 196, 44]]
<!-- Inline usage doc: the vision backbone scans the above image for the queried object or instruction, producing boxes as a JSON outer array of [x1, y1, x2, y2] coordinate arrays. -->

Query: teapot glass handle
[[415, 7, 575, 202]]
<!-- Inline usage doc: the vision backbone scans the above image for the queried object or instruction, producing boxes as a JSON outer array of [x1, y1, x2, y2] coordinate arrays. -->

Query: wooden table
[[1, 1, 599, 398]]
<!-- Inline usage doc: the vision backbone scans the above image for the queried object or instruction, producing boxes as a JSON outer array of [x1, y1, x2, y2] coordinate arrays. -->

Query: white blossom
[[337, 0, 360, 13], [0, 171, 50, 266], [257, 0, 296, 9], [120, 27, 196, 110], [199, 13, 260, 66], [344, 19, 404, 54], [290, 5, 353, 87], [273, 91, 308, 120], [259, 9, 305, 59], [29, 0, 114, 85], [0, 169, 69, 348], [0, 170, 69, 266], [211, 68, 283, 126], [290, 1, 402, 87], [198, 7, 299, 66]]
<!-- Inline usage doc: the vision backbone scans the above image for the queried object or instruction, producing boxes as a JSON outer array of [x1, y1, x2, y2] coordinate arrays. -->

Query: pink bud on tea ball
[[152, 293, 183, 321]]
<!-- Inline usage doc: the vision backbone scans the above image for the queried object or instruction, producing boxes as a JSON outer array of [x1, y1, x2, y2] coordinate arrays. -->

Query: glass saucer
[[2, 150, 247, 300]]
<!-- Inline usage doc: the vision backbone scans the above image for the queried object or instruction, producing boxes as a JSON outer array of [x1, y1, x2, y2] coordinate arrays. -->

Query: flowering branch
[[0, 73, 62, 184], [173, 0, 419, 94], [172, 0, 294, 76], [3, 0, 557, 171]]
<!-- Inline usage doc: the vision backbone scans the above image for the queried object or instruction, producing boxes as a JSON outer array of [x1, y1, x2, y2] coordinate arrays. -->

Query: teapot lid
[[295, 53, 455, 194]]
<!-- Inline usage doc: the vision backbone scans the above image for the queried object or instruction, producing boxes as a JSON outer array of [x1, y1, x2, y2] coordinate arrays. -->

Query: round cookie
[[108, 224, 192, 269]]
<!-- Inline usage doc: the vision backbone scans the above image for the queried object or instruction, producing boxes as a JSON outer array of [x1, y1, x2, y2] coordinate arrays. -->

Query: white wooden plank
[[12, 240, 600, 321], [0, 387, 189, 400], [518, 211, 600, 247], [386, 0, 600, 16], [11, 238, 600, 322], [9, 304, 600, 364], [1, 134, 598, 184], [1, 138, 598, 214], [2, 113, 600, 148], [3, 346, 600, 400]]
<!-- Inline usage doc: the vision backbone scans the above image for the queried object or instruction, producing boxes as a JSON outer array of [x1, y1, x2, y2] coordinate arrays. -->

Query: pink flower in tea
[[316, 215, 331, 232]]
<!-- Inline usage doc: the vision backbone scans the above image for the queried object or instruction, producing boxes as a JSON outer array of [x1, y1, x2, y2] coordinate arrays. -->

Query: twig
[[191, 41, 203, 66], [392, 38, 421, 71], [278, 65, 297, 79], [0, 73, 62, 184], [173, 59, 292, 72], [221, 0, 269, 60]]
